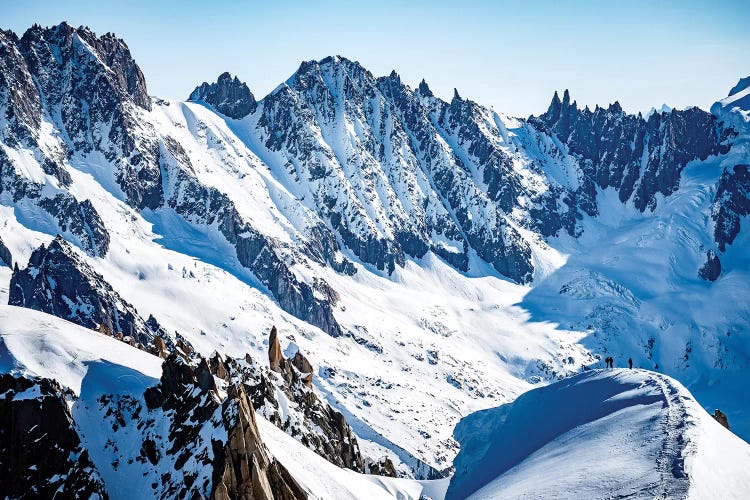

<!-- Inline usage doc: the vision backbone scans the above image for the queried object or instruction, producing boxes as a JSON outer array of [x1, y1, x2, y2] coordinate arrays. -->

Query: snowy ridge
[[447, 369, 750, 499]]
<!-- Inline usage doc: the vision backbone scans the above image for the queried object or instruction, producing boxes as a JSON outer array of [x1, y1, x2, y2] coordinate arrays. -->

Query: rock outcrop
[[0, 237, 11, 267], [699, 250, 722, 281], [0, 374, 107, 499], [212, 383, 306, 500], [712, 164, 750, 251], [9, 236, 170, 351], [713, 409, 730, 430], [205, 328, 367, 473], [268, 326, 283, 372], [189, 72, 257, 119], [143, 354, 305, 499]]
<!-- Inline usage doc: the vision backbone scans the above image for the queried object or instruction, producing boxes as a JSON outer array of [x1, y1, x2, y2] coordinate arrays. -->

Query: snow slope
[[0, 305, 161, 396], [448, 369, 750, 499]]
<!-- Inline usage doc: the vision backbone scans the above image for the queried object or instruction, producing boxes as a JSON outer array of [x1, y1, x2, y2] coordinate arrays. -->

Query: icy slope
[[447, 369, 750, 500]]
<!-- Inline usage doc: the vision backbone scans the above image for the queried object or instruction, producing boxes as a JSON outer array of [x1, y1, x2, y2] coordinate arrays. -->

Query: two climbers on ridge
[[603, 356, 635, 369]]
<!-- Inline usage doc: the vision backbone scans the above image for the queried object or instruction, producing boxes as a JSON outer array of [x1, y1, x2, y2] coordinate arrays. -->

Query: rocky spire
[[562, 89, 571, 107], [189, 72, 257, 119], [418, 78, 433, 97], [268, 326, 283, 372], [546, 90, 562, 122], [213, 383, 306, 500], [144, 354, 306, 499]]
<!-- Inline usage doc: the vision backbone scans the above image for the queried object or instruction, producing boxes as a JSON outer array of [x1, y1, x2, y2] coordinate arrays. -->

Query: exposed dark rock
[[123, 353, 305, 498], [712, 164, 750, 251], [37, 196, 110, 256], [0, 147, 110, 257], [189, 72, 258, 119], [1, 23, 162, 212], [365, 456, 398, 477], [417, 78, 433, 98], [0, 374, 107, 499], [9, 236, 169, 350], [713, 409, 730, 430], [268, 326, 283, 372], [698, 250, 721, 281], [0, 237, 11, 267]]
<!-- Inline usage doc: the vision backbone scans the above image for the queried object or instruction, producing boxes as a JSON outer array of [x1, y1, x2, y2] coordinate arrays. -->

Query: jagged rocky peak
[[19, 21, 150, 110], [9, 235, 171, 352], [0, 374, 107, 498], [417, 78, 433, 97], [291, 54, 375, 97], [189, 71, 257, 119], [267, 326, 315, 388], [534, 88, 723, 212], [214, 381, 306, 500], [211, 326, 366, 473], [100, 353, 307, 499]]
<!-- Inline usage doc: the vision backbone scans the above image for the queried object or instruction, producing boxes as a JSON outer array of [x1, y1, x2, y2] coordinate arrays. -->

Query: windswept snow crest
[[447, 369, 750, 500]]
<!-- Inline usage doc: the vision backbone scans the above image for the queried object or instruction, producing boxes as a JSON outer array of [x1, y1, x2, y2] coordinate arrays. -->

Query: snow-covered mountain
[[1, 21, 749, 498]]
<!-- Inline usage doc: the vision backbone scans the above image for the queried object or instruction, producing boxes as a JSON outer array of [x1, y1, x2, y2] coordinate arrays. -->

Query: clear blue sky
[[3, 0, 749, 116]]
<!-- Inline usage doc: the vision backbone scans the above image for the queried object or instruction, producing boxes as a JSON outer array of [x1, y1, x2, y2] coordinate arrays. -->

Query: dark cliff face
[[189, 72, 258, 119], [534, 90, 723, 212], [0, 374, 107, 499], [712, 164, 750, 251], [9, 236, 167, 349], [0, 353, 306, 498], [0, 237, 12, 267]]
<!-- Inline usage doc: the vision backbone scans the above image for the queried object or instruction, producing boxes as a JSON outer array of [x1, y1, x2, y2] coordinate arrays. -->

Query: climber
[[628, 357, 633, 369]]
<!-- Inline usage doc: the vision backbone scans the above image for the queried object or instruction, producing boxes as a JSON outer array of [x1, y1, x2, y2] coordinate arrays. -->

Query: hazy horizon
[[3, 0, 749, 116]]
